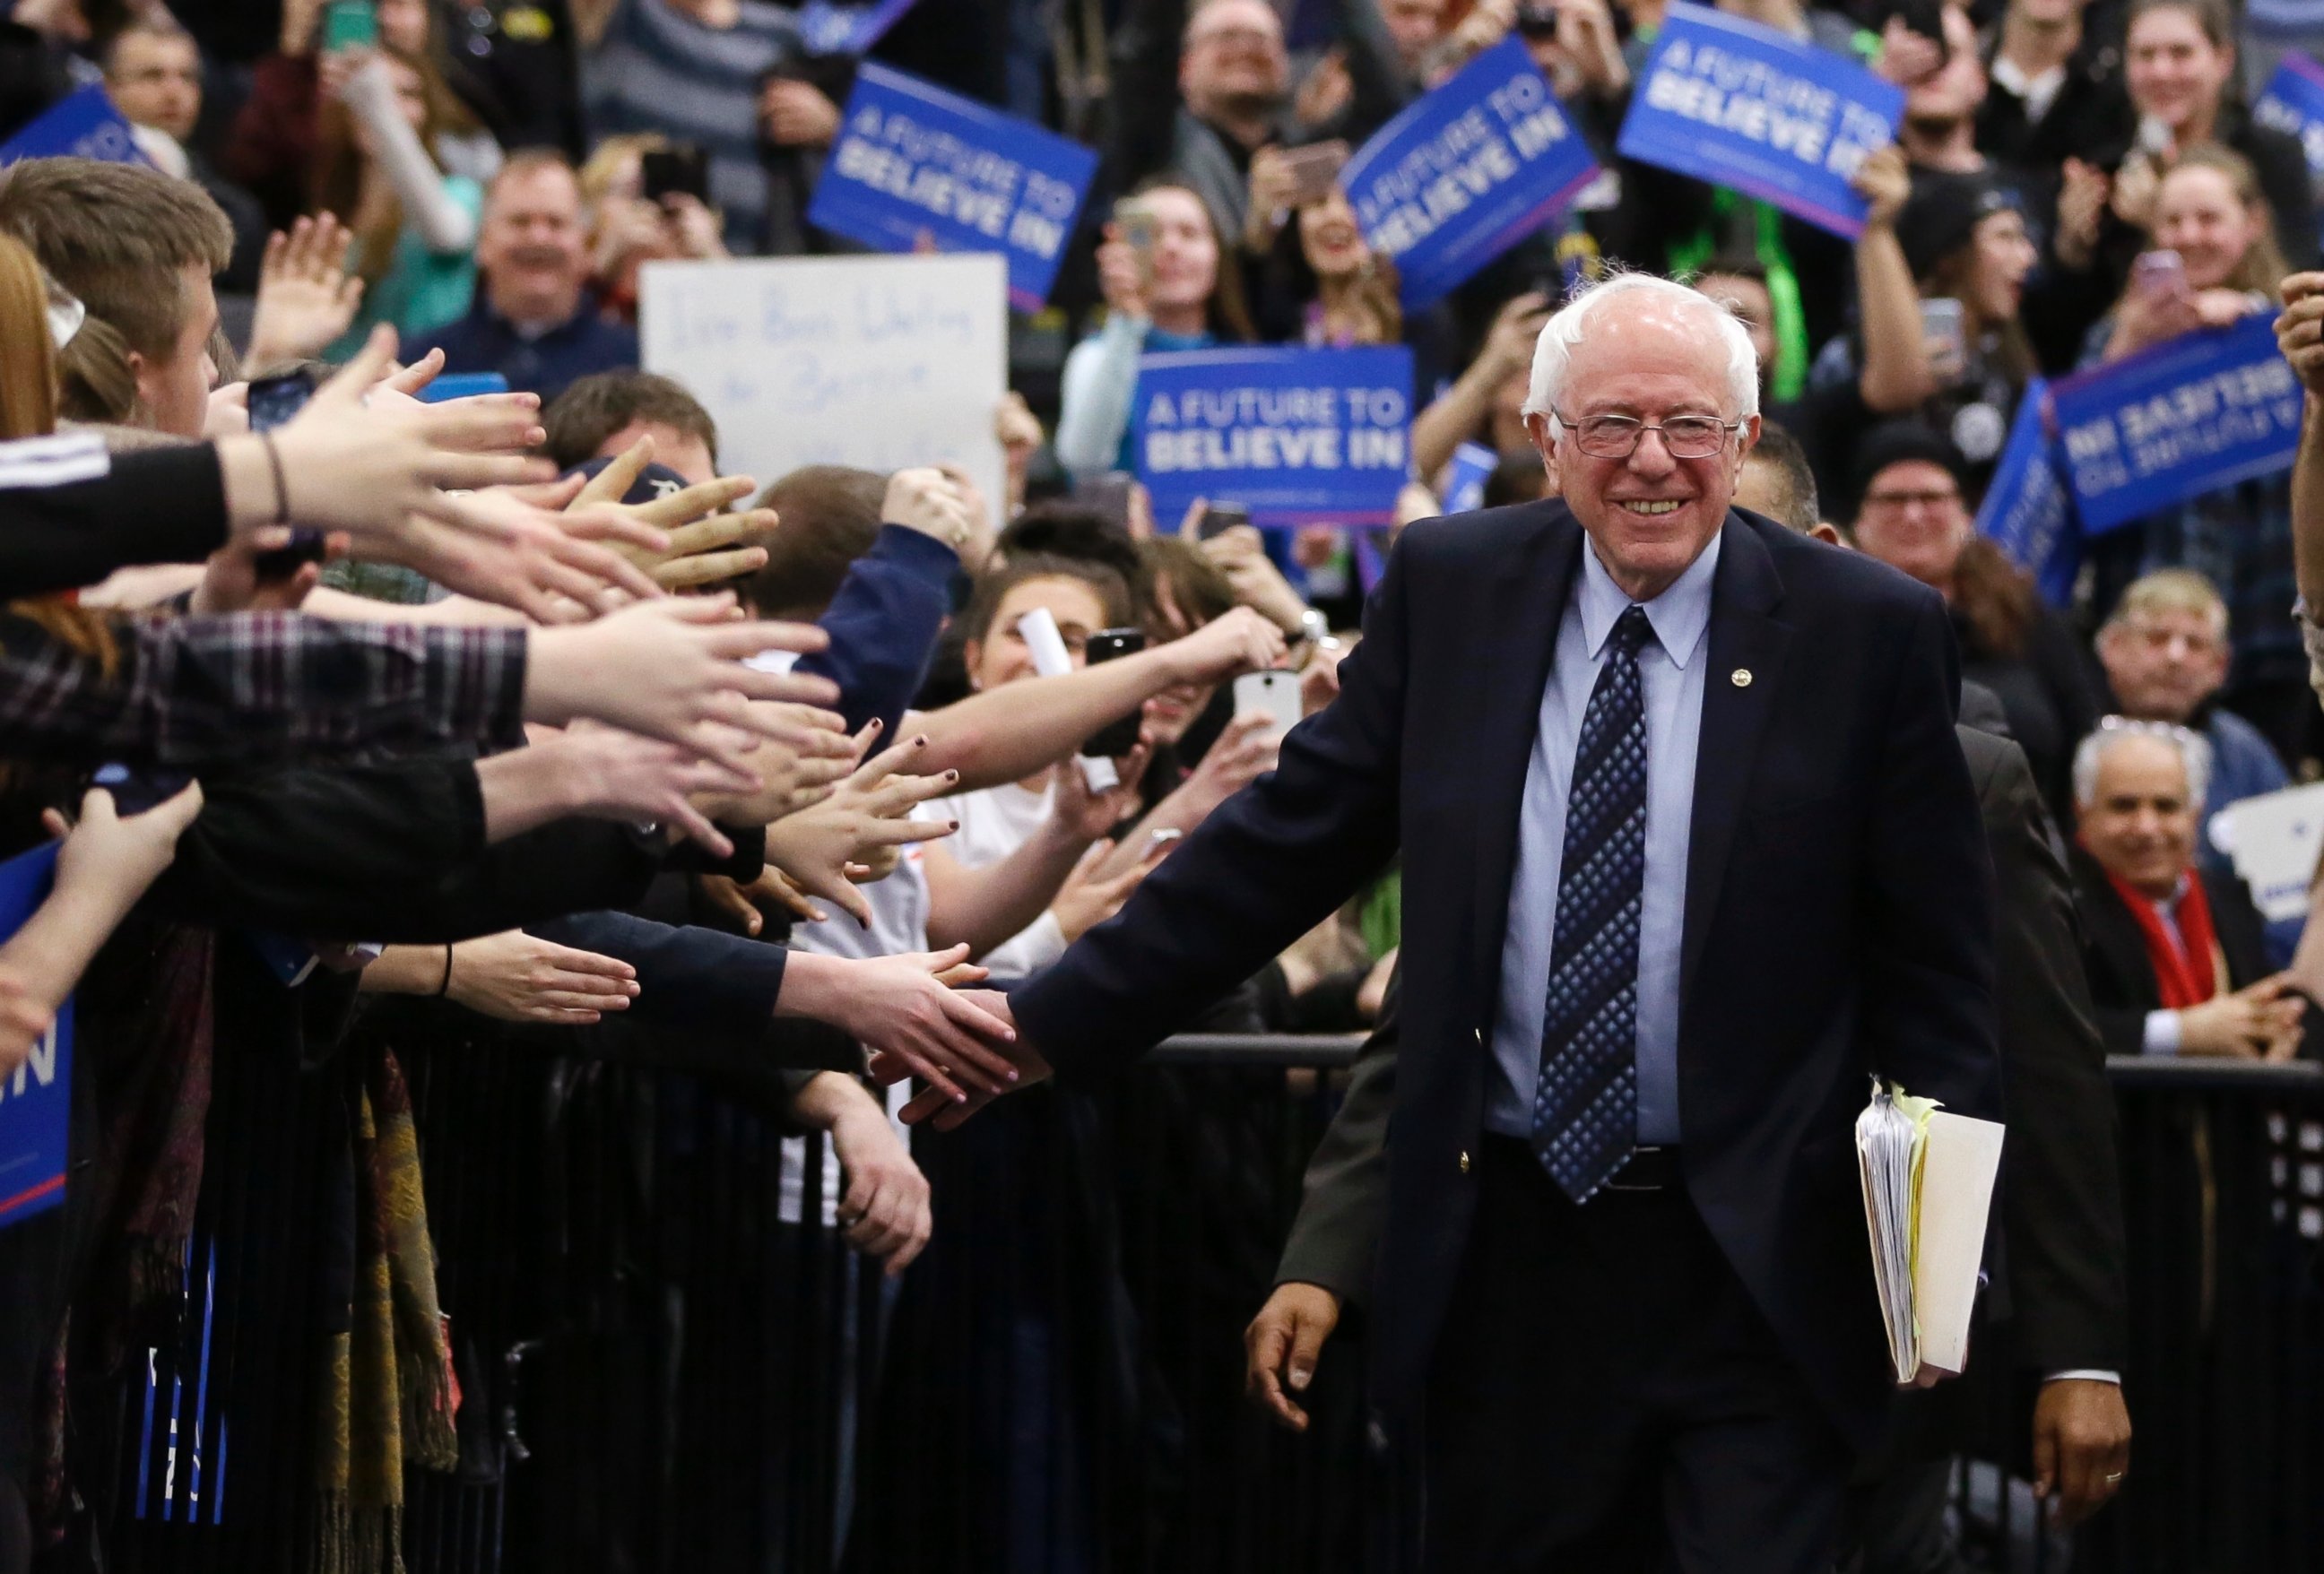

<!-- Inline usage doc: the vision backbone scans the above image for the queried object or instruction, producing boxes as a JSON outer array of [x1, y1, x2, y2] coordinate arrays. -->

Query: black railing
[[74, 1028, 2324, 1574]]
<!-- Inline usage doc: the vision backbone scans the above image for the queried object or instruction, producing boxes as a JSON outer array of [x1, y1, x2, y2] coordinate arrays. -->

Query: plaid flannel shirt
[[0, 610, 529, 765]]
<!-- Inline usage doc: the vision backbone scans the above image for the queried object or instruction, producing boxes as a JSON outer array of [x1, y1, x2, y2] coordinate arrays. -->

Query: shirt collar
[[1575, 521, 1723, 670]]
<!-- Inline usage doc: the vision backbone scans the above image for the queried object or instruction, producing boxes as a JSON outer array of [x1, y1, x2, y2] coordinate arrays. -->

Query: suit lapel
[[1467, 505, 1583, 1019], [1679, 516, 1792, 1008]]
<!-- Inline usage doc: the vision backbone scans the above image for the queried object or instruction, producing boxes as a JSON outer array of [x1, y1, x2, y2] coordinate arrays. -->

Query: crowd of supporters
[[0, 0, 2317, 1566]]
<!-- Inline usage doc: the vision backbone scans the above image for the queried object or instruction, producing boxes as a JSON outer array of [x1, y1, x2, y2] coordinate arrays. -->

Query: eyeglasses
[[1860, 488, 1962, 513], [1551, 411, 1746, 460]]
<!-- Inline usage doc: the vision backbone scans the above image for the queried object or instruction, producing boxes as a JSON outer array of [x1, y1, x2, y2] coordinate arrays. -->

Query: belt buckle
[[1600, 1145, 1669, 1193]]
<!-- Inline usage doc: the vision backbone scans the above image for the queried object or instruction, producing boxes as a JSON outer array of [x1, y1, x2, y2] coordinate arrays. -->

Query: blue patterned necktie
[[1531, 603, 1654, 1201]]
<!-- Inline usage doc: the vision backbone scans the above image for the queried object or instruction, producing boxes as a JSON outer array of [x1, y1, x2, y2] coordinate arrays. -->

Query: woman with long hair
[[308, 42, 494, 348], [1054, 179, 1256, 480], [2112, 0, 2318, 271], [2082, 146, 2311, 764]]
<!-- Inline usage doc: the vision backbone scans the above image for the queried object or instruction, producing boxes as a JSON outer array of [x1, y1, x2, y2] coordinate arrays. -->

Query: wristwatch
[[1295, 606, 1330, 649]]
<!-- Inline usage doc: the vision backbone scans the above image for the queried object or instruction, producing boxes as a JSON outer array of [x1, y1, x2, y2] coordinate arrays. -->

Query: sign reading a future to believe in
[[2050, 313, 2305, 534], [0, 842, 69, 1231], [1339, 36, 1600, 309], [808, 64, 1097, 310], [1133, 346, 1415, 530], [1617, 4, 1903, 238]]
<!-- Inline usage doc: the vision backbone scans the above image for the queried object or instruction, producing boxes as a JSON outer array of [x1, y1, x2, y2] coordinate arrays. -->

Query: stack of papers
[[1856, 1080, 2006, 1384]]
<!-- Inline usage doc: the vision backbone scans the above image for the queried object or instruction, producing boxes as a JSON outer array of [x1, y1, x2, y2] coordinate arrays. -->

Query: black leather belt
[[1600, 1146, 1683, 1192]]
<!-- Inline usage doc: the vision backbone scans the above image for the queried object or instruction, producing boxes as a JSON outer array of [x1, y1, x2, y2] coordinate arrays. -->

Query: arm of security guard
[[1274, 964, 1402, 1306]]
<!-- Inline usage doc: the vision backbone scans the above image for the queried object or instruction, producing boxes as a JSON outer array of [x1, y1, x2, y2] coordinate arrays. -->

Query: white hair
[[1520, 272, 1761, 432], [2071, 719, 2213, 810]]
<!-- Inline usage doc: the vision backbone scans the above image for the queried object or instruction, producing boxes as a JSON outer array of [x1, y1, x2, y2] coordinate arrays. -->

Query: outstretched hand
[[873, 989, 1054, 1127]]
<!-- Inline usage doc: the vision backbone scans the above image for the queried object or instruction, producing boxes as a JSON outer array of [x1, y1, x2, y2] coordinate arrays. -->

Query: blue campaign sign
[[808, 64, 1097, 310], [0, 84, 150, 168], [1340, 36, 1600, 309], [1441, 440, 1499, 515], [2254, 54, 2324, 184], [1616, 4, 1903, 238], [0, 843, 70, 1230], [2051, 313, 2305, 535], [1973, 380, 2078, 608], [1135, 346, 1415, 529]]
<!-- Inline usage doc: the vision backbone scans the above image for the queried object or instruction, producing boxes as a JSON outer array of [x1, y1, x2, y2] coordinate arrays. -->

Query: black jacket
[[1277, 725, 2128, 1380], [1014, 504, 2001, 1448], [2070, 844, 2276, 1058]]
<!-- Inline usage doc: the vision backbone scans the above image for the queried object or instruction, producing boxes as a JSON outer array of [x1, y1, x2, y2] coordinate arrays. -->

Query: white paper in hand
[[1856, 1079, 2005, 1385]]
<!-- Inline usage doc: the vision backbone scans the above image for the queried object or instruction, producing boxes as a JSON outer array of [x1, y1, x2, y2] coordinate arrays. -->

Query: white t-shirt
[[928, 780, 1069, 982]]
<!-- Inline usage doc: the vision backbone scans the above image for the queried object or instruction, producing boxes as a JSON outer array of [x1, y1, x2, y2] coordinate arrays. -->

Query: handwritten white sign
[[2209, 780, 2324, 923], [639, 254, 1007, 512]]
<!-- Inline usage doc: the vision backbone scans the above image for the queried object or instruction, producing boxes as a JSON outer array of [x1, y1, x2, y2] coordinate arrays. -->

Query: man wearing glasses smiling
[[897, 272, 2000, 1571]]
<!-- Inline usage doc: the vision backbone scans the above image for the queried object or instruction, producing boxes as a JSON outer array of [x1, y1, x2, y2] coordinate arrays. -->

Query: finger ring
[[2104, 1473, 2124, 1483]]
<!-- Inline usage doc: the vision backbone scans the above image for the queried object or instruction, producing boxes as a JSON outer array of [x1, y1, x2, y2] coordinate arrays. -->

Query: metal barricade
[[68, 1033, 2324, 1574]]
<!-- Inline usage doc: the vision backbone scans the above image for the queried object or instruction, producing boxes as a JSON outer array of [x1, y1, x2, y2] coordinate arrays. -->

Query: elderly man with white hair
[[2068, 720, 2301, 1061], [900, 272, 2001, 1571]]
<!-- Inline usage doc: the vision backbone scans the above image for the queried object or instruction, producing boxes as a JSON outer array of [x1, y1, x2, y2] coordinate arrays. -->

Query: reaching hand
[[1048, 741, 1151, 843], [1050, 835, 1168, 943], [532, 720, 763, 855], [525, 596, 839, 767], [387, 482, 668, 623], [763, 725, 960, 924], [444, 929, 639, 1025], [1851, 143, 1911, 231], [42, 781, 205, 914], [879, 990, 1054, 1127], [698, 864, 825, 934], [792, 954, 1025, 1103], [2032, 1379, 2132, 1528], [246, 214, 366, 371], [822, 1084, 934, 1274], [1201, 524, 1313, 636], [569, 445, 774, 589], [0, 968, 54, 1083], [2110, 153, 2160, 230], [1244, 1282, 1343, 1431], [1158, 605, 1290, 688], [1182, 711, 1281, 818], [2278, 273, 2324, 395], [189, 534, 330, 616], [256, 326, 554, 541], [881, 466, 976, 553], [694, 701, 862, 826]]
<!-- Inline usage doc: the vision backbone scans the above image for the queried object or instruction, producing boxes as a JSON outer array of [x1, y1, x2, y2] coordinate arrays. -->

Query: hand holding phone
[[1233, 670, 1303, 737], [1080, 629, 1149, 758], [1918, 298, 1966, 382], [1198, 501, 1252, 541], [1279, 141, 1349, 208], [246, 370, 328, 578]]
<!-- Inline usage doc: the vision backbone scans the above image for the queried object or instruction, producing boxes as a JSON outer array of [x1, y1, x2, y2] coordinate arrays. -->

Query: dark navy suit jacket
[[1014, 500, 2002, 1449]]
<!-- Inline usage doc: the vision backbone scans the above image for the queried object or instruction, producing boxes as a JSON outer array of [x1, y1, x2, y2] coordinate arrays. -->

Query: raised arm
[[2278, 275, 2324, 617], [909, 607, 1284, 791]]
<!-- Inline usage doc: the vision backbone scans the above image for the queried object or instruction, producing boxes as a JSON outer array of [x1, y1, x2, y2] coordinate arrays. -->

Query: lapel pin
[[1730, 669, 1753, 688]]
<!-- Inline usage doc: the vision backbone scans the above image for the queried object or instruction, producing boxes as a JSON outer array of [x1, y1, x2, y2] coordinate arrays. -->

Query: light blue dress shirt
[[1485, 531, 1721, 1145]]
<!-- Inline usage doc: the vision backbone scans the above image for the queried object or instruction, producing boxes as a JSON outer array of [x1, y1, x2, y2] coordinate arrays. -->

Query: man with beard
[[1105, 0, 1406, 246], [412, 151, 637, 402]]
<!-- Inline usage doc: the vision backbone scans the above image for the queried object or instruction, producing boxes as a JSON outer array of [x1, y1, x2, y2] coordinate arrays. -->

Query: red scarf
[[2098, 862, 2222, 1008]]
